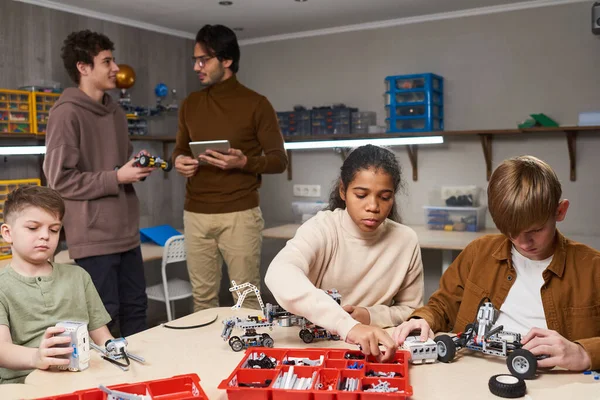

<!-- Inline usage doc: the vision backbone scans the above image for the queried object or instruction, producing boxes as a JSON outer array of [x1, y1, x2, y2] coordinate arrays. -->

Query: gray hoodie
[[43, 87, 140, 259]]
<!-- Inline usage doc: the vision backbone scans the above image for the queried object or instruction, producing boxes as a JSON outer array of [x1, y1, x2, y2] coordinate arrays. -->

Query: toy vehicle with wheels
[[133, 154, 172, 171], [433, 299, 539, 380], [227, 329, 275, 352], [221, 316, 276, 352], [298, 322, 340, 343]]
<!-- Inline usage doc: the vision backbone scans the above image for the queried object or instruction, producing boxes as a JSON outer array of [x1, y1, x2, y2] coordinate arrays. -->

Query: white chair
[[146, 235, 192, 321]]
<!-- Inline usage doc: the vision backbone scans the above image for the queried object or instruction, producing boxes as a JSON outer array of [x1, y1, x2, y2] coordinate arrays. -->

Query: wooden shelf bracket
[[565, 130, 577, 181], [406, 145, 418, 181], [286, 150, 292, 181], [479, 134, 493, 181]]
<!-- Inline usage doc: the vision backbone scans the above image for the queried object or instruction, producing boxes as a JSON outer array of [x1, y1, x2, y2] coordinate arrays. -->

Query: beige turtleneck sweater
[[265, 208, 424, 339]]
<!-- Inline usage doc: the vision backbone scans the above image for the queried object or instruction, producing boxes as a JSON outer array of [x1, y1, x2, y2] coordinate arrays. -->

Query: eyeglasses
[[191, 55, 215, 68]]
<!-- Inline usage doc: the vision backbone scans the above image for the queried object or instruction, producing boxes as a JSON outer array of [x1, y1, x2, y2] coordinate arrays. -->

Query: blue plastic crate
[[384, 73, 444, 133], [386, 117, 443, 133], [385, 90, 443, 106], [385, 73, 443, 94], [386, 104, 443, 120]]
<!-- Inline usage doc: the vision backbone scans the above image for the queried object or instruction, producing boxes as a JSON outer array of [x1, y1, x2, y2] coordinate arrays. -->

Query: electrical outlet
[[293, 184, 321, 197], [293, 185, 303, 196], [307, 185, 321, 197]]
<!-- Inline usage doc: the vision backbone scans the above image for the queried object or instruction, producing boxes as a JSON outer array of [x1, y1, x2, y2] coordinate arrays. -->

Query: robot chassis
[[433, 299, 539, 380], [220, 281, 341, 351]]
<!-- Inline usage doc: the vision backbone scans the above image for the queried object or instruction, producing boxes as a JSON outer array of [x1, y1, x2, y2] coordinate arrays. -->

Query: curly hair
[[61, 30, 115, 84], [327, 144, 404, 223]]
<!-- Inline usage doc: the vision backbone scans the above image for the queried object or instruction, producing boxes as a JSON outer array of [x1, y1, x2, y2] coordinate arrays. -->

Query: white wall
[[237, 2, 600, 237]]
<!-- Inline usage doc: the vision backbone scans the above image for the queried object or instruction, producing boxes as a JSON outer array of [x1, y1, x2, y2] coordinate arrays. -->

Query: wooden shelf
[[283, 125, 600, 181], [2, 126, 599, 182], [0, 133, 44, 140], [0, 134, 176, 182]]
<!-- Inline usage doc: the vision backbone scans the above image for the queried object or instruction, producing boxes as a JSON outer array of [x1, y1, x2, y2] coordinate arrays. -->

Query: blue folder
[[140, 225, 181, 246]]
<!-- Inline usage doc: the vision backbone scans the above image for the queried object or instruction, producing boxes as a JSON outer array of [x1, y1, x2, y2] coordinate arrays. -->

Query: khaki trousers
[[183, 207, 264, 311]]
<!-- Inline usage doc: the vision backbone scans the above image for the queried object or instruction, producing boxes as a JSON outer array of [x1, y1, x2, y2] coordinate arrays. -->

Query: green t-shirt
[[0, 262, 111, 384]]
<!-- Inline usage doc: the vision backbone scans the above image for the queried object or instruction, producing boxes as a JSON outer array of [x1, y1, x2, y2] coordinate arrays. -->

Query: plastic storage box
[[0, 89, 32, 134], [578, 111, 600, 126], [424, 205, 487, 232], [311, 107, 357, 135], [0, 179, 41, 260], [277, 110, 311, 136], [31, 373, 208, 399], [32, 92, 61, 135], [219, 347, 413, 400], [384, 73, 443, 134], [351, 112, 376, 134], [292, 201, 326, 223]]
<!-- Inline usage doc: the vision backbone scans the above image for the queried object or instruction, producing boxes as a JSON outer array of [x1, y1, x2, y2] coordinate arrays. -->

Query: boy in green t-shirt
[[0, 186, 113, 383]]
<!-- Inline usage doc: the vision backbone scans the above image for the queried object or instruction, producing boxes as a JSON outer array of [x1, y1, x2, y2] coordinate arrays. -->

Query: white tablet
[[189, 140, 231, 159]]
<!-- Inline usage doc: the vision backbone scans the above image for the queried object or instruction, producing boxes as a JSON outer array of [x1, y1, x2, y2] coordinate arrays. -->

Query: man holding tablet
[[172, 24, 288, 312]]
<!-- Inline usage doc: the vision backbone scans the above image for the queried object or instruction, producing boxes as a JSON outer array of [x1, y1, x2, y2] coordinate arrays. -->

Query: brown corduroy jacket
[[411, 231, 600, 369]]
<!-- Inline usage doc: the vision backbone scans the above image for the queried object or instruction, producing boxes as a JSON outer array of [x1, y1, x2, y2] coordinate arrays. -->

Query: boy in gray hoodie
[[44, 30, 153, 336]]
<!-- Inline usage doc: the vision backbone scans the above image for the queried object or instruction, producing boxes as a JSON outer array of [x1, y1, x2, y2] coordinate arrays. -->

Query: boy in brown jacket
[[394, 155, 599, 372]]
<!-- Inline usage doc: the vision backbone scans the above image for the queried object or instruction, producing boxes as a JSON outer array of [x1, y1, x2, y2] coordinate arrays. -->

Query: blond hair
[[488, 155, 561, 237]]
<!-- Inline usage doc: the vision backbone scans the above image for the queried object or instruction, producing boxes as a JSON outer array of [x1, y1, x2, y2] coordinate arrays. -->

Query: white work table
[[0, 307, 597, 399]]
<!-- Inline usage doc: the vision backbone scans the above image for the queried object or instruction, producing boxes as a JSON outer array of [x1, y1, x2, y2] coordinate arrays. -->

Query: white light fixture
[[0, 146, 47, 156], [283, 136, 443, 150]]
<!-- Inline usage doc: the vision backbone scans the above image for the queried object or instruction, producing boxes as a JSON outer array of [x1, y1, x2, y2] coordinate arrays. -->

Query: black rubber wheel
[[229, 337, 244, 352], [434, 334, 456, 363], [138, 155, 150, 167], [262, 335, 274, 348], [507, 349, 537, 380], [488, 374, 526, 398], [162, 161, 173, 172], [300, 329, 314, 344]]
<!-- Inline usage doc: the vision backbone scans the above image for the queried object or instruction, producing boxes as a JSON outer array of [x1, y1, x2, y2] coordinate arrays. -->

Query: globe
[[155, 83, 169, 98], [116, 64, 136, 89]]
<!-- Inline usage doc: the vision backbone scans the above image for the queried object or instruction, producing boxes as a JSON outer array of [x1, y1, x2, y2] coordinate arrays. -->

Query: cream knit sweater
[[265, 208, 424, 339]]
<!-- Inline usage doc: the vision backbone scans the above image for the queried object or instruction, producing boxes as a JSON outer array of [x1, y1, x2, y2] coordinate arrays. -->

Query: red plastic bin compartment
[[220, 368, 278, 400], [341, 350, 366, 361], [360, 377, 413, 399], [79, 383, 150, 400], [282, 349, 328, 366], [240, 348, 288, 368], [323, 359, 347, 369], [345, 360, 365, 370], [325, 349, 348, 359], [364, 362, 407, 379], [313, 369, 340, 400], [148, 374, 207, 400], [111, 383, 152, 397], [78, 390, 103, 400], [272, 365, 319, 400], [335, 369, 366, 400], [32, 374, 208, 400], [341, 349, 409, 364]]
